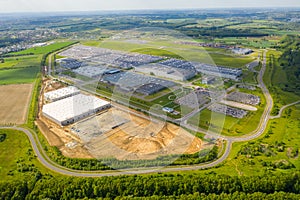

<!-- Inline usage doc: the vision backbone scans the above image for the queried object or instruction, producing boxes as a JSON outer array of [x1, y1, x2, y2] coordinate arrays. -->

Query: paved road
[[0, 51, 275, 177], [0, 126, 233, 177], [270, 100, 300, 119]]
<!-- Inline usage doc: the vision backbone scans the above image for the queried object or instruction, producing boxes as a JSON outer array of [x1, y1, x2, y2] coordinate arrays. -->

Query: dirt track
[[0, 84, 33, 125]]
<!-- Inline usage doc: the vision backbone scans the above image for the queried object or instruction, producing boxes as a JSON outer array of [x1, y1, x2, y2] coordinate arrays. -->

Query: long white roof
[[42, 94, 110, 122], [44, 86, 80, 101]]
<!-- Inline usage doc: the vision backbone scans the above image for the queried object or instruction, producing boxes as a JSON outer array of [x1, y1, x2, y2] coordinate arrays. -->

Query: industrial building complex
[[43, 88, 111, 126], [58, 45, 243, 85], [135, 63, 195, 81]]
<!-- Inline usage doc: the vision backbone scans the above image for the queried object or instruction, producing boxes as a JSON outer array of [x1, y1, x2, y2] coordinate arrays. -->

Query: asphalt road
[[270, 100, 300, 119], [0, 51, 277, 177]]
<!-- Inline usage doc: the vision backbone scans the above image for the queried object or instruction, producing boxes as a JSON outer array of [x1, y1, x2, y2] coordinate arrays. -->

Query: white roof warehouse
[[42, 94, 111, 126]]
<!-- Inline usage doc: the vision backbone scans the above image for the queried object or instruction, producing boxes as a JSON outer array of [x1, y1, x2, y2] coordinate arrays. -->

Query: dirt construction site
[[37, 79, 207, 160], [0, 84, 33, 125], [73, 108, 205, 160]]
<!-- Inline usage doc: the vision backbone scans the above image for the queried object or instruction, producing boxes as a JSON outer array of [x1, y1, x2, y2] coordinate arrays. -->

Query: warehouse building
[[42, 94, 111, 126], [44, 86, 80, 102], [232, 48, 253, 55], [193, 63, 242, 80], [135, 63, 195, 81]]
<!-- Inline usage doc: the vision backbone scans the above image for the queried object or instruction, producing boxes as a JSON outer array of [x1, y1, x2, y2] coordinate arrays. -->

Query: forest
[[1, 172, 299, 199]]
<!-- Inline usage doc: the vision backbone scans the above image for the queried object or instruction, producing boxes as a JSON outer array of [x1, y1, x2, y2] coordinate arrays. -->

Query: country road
[[270, 100, 300, 119], [0, 51, 275, 177]]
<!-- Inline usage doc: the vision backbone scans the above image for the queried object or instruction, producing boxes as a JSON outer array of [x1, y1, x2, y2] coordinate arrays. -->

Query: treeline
[[41, 141, 218, 170], [180, 27, 269, 38], [278, 35, 300, 95], [1, 172, 299, 199]]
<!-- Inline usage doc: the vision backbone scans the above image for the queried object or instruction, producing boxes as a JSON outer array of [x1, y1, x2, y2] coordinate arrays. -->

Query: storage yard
[[59, 45, 163, 69], [226, 91, 260, 105], [176, 88, 210, 108], [208, 103, 248, 119], [0, 84, 33, 125]]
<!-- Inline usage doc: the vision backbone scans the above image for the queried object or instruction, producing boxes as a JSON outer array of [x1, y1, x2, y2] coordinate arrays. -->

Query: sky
[[0, 0, 300, 13]]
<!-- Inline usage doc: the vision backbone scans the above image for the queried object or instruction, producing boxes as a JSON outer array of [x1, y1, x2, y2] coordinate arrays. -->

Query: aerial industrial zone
[[32, 41, 263, 161], [1, 6, 300, 199]]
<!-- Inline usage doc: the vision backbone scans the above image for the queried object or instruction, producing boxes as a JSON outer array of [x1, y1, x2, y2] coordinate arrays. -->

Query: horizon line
[[1, 6, 300, 15]]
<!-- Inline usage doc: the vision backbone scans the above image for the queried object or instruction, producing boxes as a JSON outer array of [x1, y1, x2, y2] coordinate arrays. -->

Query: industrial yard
[[38, 81, 206, 160]]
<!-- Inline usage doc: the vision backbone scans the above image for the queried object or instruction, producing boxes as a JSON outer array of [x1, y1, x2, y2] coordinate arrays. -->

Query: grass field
[[0, 84, 33, 125], [0, 66, 40, 85], [200, 104, 300, 176], [0, 129, 58, 182], [264, 50, 300, 115], [214, 36, 280, 48], [0, 55, 42, 69], [11, 41, 75, 55]]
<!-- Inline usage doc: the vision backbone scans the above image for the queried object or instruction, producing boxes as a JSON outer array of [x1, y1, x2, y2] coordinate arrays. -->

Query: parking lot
[[208, 103, 248, 119], [226, 91, 260, 105], [176, 89, 210, 108]]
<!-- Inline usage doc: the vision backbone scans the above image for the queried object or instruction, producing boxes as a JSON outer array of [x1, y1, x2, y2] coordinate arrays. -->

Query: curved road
[[0, 51, 275, 177], [270, 100, 300, 119]]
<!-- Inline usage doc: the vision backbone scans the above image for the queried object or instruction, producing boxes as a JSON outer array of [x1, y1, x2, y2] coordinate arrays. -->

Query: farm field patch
[[0, 84, 33, 125]]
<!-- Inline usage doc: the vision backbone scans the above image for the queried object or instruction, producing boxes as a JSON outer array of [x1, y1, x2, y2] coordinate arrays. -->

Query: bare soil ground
[[0, 84, 33, 125], [85, 109, 204, 160]]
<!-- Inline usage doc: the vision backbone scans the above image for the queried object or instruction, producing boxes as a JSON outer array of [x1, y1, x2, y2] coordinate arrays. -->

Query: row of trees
[[1, 172, 299, 199]]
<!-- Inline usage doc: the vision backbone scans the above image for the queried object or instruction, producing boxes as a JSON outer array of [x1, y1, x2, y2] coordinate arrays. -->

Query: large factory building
[[42, 94, 111, 126]]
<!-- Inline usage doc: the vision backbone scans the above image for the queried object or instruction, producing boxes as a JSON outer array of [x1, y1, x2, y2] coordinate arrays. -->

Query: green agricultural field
[[0, 129, 58, 181], [0, 55, 41, 69], [11, 41, 75, 55], [0, 66, 40, 85]]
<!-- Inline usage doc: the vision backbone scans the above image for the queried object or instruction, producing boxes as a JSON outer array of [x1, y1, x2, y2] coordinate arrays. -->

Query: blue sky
[[0, 0, 300, 13]]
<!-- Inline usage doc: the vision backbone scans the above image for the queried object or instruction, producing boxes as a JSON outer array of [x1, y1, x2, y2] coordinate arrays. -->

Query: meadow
[[0, 129, 58, 182], [201, 104, 300, 176], [0, 55, 41, 69], [0, 66, 40, 85], [11, 42, 75, 55]]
